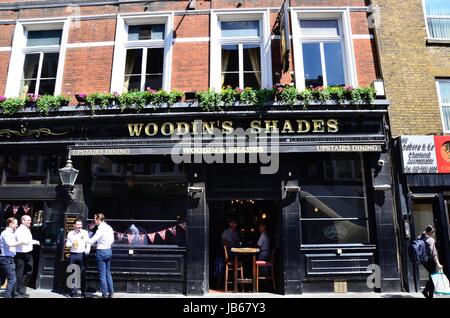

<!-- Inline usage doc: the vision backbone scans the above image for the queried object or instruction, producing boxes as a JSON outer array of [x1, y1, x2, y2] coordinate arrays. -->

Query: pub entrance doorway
[[208, 200, 279, 293]]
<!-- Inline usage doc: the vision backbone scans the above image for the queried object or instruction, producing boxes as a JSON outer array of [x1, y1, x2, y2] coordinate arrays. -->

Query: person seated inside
[[221, 219, 240, 256], [257, 223, 270, 261]]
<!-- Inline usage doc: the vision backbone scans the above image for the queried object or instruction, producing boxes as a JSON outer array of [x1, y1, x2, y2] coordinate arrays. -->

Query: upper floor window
[[437, 80, 450, 132], [111, 16, 172, 94], [21, 30, 62, 96], [299, 19, 346, 87], [424, 0, 450, 39], [220, 21, 262, 89], [124, 24, 165, 92]]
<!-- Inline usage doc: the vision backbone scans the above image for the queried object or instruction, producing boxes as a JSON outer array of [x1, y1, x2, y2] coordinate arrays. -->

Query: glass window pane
[[125, 49, 143, 76], [124, 76, 141, 91], [221, 21, 260, 37], [40, 53, 59, 78], [300, 20, 340, 37], [23, 54, 40, 80], [324, 42, 345, 86], [301, 197, 367, 219], [144, 75, 163, 91], [6, 155, 47, 184], [21, 79, 37, 95], [302, 43, 323, 87], [222, 45, 239, 72], [243, 72, 260, 89], [442, 106, 450, 131], [428, 18, 450, 39], [425, 0, 450, 15], [439, 81, 450, 104], [128, 24, 165, 41], [26, 30, 62, 46], [38, 79, 56, 95], [222, 73, 239, 88], [243, 44, 260, 71], [146, 48, 164, 74], [302, 220, 369, 244]]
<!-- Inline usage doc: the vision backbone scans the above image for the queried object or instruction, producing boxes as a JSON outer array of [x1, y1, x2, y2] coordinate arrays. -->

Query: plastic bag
[[431, 272, 450, 295]]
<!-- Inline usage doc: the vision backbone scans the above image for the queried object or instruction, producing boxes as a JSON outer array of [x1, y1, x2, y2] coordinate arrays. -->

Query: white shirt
[[66, 229, 91, 254], [15, 224, 34, 253], [0, 227, 17, 257], [88, 222, 114, 250]]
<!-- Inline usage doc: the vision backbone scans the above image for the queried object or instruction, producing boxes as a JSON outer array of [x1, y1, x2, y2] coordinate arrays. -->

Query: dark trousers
[[0, 256, 17, 298], [68, 253, 86, 296], [14, 252, 33, 295], [423, 259, 436, 298]]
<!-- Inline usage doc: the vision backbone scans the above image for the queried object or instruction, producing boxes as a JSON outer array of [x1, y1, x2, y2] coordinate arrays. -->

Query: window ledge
[[426, 38, 450, 46]]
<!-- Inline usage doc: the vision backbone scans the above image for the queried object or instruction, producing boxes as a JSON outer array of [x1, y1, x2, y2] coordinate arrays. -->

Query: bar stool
[[223, 245, 244, 292], [256, 249, 276, 292]]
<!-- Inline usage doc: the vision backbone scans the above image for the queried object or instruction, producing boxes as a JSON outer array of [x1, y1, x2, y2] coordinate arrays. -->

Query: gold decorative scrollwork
[[0, 127, 70, 138]]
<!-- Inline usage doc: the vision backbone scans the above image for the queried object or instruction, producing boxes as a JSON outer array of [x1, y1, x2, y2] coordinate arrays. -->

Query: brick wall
[[0, 0, 378, 98], [372, 0, 450, 136]]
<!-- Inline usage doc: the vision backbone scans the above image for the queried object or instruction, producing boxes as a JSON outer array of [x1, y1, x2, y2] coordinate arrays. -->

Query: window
[[299, 154, 370, 245], [219, 21, 262, 89], [437, 80, 450, 132], [123, 24, 166, 92], [299, 19, 346, 87], [424, 0, 450, 39], [21, 30, 62, 96]]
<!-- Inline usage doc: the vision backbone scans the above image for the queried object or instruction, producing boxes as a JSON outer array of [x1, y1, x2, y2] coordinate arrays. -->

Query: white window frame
[[291, 9, 357, 90], [210, 10, 272, 91], [110, 13, 173, 93], [422, 0, 450, 40], [5, 19, 69, 97], [437, 80, 450, 133]]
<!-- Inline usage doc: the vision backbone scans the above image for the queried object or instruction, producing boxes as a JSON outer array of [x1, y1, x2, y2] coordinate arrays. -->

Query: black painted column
[[185, 172, 208, 295], [280, 179, 302, 294], [371, 151, 402, 292]]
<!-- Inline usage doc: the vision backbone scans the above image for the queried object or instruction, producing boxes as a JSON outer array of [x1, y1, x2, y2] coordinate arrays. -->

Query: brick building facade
[[0, 0, 402, 296]]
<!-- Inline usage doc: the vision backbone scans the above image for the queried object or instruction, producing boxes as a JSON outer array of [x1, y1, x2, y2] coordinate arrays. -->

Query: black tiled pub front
[[0, 102, 402, 294]]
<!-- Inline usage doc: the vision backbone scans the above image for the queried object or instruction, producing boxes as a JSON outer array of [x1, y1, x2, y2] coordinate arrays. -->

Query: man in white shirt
[[88, 213, 114, 298], [66, 219, 90, 297], [14, 215, 40, 297], [0, 218, 26, 298]]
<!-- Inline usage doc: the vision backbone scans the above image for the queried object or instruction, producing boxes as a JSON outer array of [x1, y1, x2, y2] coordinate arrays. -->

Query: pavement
[[0, 288, 427, 298]]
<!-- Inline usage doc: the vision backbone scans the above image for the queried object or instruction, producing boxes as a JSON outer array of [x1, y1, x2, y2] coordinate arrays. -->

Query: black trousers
[[68, 253, 86, 296], [14, 252, 33, 295], [423, 259, 436, 298]]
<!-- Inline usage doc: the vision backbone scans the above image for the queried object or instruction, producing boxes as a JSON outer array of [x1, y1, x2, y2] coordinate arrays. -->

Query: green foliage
[[0, 97, 25, 115], [198, 89, 222, 111], [278, 86, 298, 105], [36, 95, 63, 114], [239, 87, 258, 106]]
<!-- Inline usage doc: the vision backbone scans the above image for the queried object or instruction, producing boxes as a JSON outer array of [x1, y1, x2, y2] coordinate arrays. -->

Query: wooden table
[[231, 247, 260, 292]]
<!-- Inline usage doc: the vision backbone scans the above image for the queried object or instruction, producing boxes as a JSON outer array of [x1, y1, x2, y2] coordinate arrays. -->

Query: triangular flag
[[169, 226, 177, 237], [139, 235, 145, 244], [158, 230, 166, 241], [12, 206, 19, 215], [116, 233, 124, 241], [23, 204, 31, 214], [127, 234, 134, 244], [147, 233, 156, 243], [4, 204, 10, 212], [178, 222, 186, 231]]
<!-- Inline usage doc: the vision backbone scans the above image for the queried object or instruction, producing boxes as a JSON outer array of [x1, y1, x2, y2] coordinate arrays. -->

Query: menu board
[[62, 214, 79, 261]]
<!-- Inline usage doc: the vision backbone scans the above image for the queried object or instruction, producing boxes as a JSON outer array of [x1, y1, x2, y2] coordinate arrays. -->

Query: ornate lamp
[[59, 156, 79, 199]]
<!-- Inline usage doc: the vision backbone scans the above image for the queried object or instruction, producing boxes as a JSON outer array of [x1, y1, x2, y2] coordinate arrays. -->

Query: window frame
[[210, 10, 272, 91], [5, 19, 69, 97], [291, 9, 357, 90], [437, 79, 450, 133], [110, 13, 173, 94], [422, 0, 450, 40]]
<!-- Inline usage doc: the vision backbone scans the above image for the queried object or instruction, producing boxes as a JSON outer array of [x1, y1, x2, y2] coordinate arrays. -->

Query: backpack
[[409, 238, 430, 265]]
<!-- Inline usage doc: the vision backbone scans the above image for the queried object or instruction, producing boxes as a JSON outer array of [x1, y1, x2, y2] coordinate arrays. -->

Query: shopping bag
[[431, 272, 450, 295]]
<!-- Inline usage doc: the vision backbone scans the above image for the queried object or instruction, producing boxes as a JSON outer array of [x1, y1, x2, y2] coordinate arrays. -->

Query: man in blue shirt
[[0, 217, 25, 298]]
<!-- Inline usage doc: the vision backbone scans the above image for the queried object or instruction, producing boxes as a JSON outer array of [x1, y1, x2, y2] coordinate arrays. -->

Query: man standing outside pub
[[14, 215, 40, 297], [0, 218, 25, 298], [66, 219, 90, 297], [88, 213, 115, 298]]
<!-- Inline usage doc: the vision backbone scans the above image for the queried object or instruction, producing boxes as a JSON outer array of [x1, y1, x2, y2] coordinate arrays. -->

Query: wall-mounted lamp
[[188, 186, 204, 193], [372, 79, 385, 97], [188, 0, 196, 10], [59, 156, 79, 200], [284, 186, 301, 193]]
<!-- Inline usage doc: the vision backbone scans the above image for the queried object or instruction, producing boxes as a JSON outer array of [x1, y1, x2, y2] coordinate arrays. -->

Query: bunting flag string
[[114, 222, 186, 244], [2, 204, 33, 215]]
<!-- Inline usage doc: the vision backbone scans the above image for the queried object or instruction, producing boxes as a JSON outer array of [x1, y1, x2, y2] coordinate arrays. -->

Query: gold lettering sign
[[127, 119, 339, 137]]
